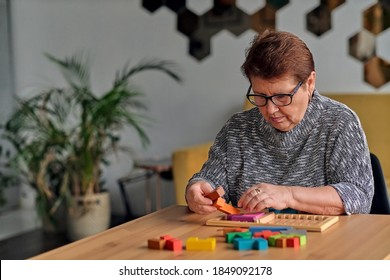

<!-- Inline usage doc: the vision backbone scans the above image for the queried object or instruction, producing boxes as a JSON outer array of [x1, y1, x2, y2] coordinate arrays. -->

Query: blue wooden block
[[233, 237, 269, 251], [249, 226, 293, 233], [253, 238, 268, 250], [281, 229, 307, 236], [233, 238, 255, 250]]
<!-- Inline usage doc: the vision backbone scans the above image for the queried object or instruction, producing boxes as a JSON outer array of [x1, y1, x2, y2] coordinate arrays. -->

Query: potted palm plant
[[0, 52, 182, 239]]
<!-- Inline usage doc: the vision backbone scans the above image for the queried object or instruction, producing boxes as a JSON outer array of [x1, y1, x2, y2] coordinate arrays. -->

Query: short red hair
[[241, 30, 315, 83]]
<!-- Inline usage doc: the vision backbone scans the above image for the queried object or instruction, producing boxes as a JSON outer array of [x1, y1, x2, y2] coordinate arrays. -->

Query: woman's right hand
[[185, 181, 218, 215]]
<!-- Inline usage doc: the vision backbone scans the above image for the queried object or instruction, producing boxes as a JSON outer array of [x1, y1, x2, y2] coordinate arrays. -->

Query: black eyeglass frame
[[246, 81, 303, 107]]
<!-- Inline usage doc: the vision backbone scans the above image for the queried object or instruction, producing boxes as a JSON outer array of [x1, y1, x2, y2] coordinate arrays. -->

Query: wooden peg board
[[206, 212, 339, 232]]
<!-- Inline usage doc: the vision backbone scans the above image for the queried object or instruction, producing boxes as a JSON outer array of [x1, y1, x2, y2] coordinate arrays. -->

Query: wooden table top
[[31, 205, 390, 260], [134, 158, 172, 173]]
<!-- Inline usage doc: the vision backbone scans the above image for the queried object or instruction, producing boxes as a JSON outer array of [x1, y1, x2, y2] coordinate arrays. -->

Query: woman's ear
[[306, 71, 316, 96]]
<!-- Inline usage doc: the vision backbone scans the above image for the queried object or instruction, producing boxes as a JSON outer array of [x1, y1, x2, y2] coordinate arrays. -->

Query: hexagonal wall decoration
[[364, 56, 390, 88], [364, 2, 390, 35], [141, 0, 390, 88], [351, 1, 390, 88], [141, 0, 290, 61], [306, 0, 346, 37]]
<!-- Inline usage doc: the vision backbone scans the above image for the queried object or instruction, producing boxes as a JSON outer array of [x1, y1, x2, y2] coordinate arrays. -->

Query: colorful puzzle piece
[[221, 227, 248, 236], [286, 237, 300, 248], [275, 238, 287, 248], [225, 231, 252, 243], [186, 237, 216, 251], [228, 212, 265, 222], [147, 238, 165, 250], [165, 238, 182, 251], [253, 238, 269, 250], [233, 237, 269, 251], [203, 186, 241, 215], [147, 235, 182, 252], [213, 197, 241, 215], [249, 226, 293, 233], [253, 230, 281, 239], [204, 186, 225, 201], [280, 228, 307, 236]]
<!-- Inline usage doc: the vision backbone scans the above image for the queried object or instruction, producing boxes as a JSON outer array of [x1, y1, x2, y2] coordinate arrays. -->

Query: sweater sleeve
[[188, 121, 230, 194], [327, 110, 374, 214]]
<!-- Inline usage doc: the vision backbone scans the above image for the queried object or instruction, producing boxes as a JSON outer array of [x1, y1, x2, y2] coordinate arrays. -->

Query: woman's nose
[[265, 100, 279, 114]]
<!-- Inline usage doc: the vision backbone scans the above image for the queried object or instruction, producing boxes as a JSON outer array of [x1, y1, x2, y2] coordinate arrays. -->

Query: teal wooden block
[[226, 231, 252, 243], [253, 238, 268, 250], [233, 238, 255, 250]]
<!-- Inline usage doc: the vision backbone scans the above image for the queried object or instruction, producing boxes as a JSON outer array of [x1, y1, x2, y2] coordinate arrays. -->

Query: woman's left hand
[[237, 182, 293, 212]]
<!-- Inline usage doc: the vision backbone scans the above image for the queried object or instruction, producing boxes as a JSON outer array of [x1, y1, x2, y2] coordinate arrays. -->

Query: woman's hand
[[237, 183, 292, 212], [185, 181, 218, 215]]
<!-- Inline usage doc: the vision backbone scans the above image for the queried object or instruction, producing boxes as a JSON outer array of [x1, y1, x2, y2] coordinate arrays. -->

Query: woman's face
[[250, 72, 316, 132]]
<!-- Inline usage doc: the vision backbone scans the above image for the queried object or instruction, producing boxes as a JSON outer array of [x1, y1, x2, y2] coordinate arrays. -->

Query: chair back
[[370, 153, 390, 214], [172, 142, 213, 205]]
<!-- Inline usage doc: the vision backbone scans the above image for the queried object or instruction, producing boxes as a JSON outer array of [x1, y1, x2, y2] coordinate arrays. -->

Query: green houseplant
[[0, 52, 182, 237]]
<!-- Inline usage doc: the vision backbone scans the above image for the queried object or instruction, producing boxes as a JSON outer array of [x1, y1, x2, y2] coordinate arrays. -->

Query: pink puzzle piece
[[228, 212, 265, 222]]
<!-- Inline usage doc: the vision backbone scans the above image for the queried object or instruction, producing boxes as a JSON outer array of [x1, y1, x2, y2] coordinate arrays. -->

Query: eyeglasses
[[246, 81, 303, 107]]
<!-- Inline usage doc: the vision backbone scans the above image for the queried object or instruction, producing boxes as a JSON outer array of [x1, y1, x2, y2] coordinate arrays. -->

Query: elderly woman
[[185, 30, 374, 215]]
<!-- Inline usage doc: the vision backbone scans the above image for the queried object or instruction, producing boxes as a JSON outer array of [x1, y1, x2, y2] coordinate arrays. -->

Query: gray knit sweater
[[190, 90, 374, 214]]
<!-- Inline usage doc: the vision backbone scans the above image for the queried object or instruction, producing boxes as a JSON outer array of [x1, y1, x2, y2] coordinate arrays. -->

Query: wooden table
[[31, 205, 390, 260]]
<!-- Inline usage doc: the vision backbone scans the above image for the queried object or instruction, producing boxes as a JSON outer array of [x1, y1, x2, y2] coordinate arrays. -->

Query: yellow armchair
[[325, 94, 390, 189], [172, 142, 212, 205]]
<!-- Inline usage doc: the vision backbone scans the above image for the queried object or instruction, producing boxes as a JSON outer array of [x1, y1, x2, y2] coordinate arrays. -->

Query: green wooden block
[[226, 231, 252, 243]]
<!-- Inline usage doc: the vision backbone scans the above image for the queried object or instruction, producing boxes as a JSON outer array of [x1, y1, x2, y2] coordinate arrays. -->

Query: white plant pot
[[67, 192, 111, 241]]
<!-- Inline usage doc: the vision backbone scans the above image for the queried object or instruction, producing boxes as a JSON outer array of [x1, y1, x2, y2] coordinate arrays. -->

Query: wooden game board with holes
[[206, 212, 339, 232]]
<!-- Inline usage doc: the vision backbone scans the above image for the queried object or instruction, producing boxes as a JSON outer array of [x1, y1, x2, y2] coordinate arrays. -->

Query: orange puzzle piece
[[147, 238, 165, 250], [213, 197, 240, 215], [204, 186, 240, 215], [204, 186, 225, 201]]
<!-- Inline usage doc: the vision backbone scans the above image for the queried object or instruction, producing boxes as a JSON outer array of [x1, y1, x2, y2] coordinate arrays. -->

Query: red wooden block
[[160, 235, 173, 241], [253, 230, 281, 239], [286, 237, 300, 248], [164, 238, 183, 251]]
